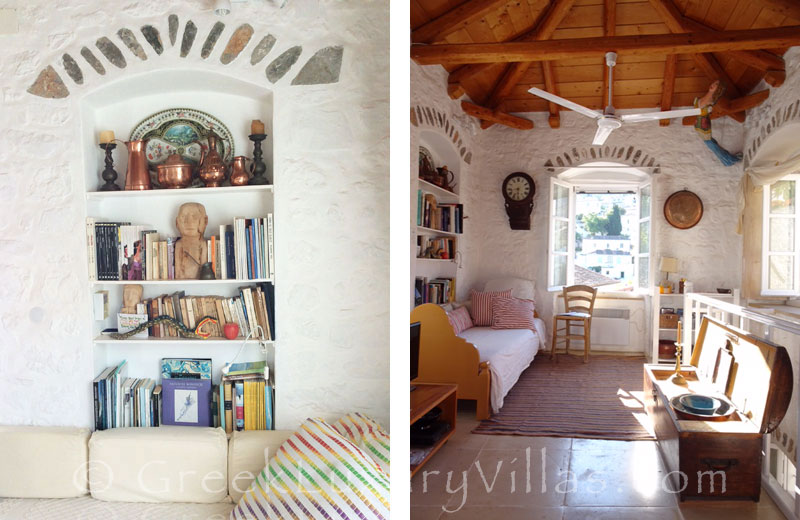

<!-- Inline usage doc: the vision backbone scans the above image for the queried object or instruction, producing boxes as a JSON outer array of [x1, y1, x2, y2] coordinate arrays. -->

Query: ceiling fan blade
[[528, 87, 601, 119], [592, 125, 614, 146], [620, 108, 702, 123]]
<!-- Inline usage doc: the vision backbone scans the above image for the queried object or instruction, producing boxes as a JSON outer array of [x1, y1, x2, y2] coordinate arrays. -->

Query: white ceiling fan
[[528, 52, 702, 146]]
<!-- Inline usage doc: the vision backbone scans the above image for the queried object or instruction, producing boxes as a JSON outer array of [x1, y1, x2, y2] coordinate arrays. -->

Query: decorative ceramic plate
[[670, 393, 735, 421], [419, 146, 436, 179], [664, 190, 704, 229], [130, 108, 234, 167]]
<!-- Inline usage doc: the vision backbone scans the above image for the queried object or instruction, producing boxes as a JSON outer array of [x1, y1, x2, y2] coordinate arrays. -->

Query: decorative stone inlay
[[291, 45, 343, 85], [744, 98, 800, 168], [412, 104, 473, 165], [201, 22, 225, 59], [168, 14, 178, 46], [180, 20, 197, 58], [251, 34, 276, 65], [61, 53, 83, 84], [140, 25, 163, 55], [117, 28, 147, 61], [27, 16, 345, 98], [266, 46, 301, 84], [220, 24, 253, 64], [26, 65, 69, 99], [80, 47, 105, 75], [543, 145, 661, 173], [96, 37, 126, 69]]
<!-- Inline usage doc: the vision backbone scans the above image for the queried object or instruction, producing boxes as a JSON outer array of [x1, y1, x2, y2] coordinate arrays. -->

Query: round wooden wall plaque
[[664, 190, 704, 229]]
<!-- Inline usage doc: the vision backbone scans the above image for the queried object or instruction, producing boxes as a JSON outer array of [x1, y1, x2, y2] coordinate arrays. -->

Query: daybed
[[410, 278, 546, 419]]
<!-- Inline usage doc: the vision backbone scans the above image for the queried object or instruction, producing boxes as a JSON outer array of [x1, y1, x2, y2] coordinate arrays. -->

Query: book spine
[[267, 214, 275, 280], [225, 230, 235, 281], [86, 218, 96, 281], [224, 381, 233, 434], [167, 238, 175, 280], [219, 225, 227, 280], [265, 383, 273, 430], [234, 382, 244, 431], [93, 380, 101, 430]]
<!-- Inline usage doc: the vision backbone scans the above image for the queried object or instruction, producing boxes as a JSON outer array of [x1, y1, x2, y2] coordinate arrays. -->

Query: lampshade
[[659, 256, 679, 273]]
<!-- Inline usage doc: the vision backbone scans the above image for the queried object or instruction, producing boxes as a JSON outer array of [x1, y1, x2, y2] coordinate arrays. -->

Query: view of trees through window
[[575, 192, 637, 290]]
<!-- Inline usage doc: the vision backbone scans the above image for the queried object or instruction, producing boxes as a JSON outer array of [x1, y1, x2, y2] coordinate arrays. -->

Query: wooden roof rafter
[[411, 0, 511, 45]]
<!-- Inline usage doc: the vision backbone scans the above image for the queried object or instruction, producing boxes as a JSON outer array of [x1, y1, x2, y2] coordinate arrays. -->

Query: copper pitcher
[[229, 156, 249, 186], [197, 131, 226, 188], [124, 139, 152, 190]]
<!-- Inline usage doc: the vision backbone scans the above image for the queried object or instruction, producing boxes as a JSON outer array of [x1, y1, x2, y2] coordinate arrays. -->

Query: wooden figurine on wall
[[175, 202, 208, 279], [502, 172, 536, 230], [120, 284, 143, 314]]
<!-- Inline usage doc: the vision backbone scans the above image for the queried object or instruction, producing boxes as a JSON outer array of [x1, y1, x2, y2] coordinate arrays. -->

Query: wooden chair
[[551, 285, 597, 363]]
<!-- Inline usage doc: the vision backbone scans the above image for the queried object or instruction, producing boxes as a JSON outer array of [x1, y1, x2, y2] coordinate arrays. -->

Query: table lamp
[[659, 256, 678, 293]]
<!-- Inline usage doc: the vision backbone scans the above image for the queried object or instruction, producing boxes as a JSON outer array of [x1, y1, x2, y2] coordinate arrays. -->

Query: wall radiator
[[588, 308, 630, 346]]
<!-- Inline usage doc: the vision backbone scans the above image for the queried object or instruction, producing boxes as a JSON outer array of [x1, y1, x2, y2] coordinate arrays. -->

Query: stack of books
[[220, 361, 274, 433], [414, 277, 456, 305], [86, 214, 275, 282], [416, 191, 463, 233], [93, 361, 161, 430]]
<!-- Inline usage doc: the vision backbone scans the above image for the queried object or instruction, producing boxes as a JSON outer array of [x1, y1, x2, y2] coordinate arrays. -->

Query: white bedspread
[[0, 496, 234, 519], [458, 318, 544, 413]]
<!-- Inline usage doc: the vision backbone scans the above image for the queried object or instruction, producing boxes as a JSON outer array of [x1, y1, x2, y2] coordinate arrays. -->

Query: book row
[[416, 191, 463, 234], [414, 276, 456, 306], [93, 359, 274, 431], [114, 283, 275, 341], [416, 235, 456, 260], [86, 216, 274, 281]]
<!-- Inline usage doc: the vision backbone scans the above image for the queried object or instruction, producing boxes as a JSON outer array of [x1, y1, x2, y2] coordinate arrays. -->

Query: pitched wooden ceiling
[[411, 0, 800, 129]]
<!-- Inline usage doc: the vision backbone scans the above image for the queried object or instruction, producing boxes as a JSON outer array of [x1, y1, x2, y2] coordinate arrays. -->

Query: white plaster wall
[[745, 47, 800, 152], [411, 62, 482, 302], [0, 0, 389, 429]]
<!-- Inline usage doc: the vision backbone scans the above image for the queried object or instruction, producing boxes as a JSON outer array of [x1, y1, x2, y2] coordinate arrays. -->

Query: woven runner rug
[[473, 354, 655, 440]]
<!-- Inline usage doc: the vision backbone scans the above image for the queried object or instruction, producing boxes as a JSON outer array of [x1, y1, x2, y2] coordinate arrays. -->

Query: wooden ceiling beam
[[448, 0, 575, 90], [542, 62, 561, 128], [759, 0, 800, 22], [461, 101, 534, 130], [601, 0, 616, 110], [659, 54, 678, 127], [764, 69, 787, 88], [681, 90, 769, 125], [692, 53, 742, 98], [411, 0, 510, 44], [478, 0, 574, 128], [410, 26, 800, 65]]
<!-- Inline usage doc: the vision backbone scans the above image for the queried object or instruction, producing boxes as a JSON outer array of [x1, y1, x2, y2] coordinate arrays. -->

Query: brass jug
[[229, 156, 249, 186], [197, 131, 226, 188], [123, 139, 152, 190]]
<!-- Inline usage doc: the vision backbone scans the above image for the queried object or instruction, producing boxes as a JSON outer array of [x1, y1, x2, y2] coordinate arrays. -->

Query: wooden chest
[[644, 317, 792, 501]]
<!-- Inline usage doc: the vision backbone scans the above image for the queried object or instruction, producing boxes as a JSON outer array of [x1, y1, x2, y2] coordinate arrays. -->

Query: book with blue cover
[[160, 358, 211, 380], [161, 378, 212, 427]]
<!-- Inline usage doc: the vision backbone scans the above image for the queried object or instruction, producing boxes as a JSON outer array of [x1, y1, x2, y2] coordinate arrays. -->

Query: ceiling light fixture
[[213, 0, 232, 16]]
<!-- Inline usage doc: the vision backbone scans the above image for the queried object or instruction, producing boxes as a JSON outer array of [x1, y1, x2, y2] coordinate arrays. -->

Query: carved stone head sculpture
[[174, 202, 208, 279], [121, 284, 143, 314]]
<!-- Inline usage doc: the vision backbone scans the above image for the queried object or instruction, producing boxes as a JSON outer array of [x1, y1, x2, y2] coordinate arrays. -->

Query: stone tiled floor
[[411, 410, 789, 520]]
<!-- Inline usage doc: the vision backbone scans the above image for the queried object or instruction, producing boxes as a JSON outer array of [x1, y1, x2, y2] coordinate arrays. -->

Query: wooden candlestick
[[248, 133, 270, 185], [99, 143, 121, 191]]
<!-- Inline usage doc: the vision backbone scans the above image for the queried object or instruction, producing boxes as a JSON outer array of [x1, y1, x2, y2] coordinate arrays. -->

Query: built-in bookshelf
[[81, 70, 276, 430], [412, 130, 463, 308]]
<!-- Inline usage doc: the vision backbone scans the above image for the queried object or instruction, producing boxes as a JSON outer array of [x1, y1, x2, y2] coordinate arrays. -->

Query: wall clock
[[502, 172, 535, 230]]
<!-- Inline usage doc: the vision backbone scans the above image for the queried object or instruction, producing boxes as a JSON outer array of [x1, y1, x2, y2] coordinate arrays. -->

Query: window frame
[[761, 174, 800, 297]]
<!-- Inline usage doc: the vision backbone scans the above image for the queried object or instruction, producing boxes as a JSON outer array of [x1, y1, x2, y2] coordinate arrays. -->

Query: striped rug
[[473, 354, 655, 440]]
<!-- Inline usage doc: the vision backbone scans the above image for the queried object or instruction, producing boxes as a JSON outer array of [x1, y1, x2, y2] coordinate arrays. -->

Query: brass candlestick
[[670, 321, 688, 386], [99, 143, 121, 191]]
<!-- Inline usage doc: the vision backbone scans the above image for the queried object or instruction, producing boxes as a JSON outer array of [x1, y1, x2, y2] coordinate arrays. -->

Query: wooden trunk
[[644, 317, 793, 501]]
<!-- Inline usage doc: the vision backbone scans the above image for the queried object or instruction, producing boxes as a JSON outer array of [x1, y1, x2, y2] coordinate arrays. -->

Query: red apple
[[223, 323, 239, 340]]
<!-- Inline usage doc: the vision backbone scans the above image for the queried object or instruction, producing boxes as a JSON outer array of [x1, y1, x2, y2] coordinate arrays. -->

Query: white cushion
[[0, 426, 90, 498], [227, 430, 293, 502], [89, 426, 228, 503], [484, 277, 536, 300]]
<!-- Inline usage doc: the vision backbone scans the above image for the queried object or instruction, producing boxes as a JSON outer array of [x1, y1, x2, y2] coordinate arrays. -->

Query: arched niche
[[419, 128, 461, 195]]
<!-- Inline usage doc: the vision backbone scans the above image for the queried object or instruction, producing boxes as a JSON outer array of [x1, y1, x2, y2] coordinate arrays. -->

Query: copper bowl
[[156, 154, 193, 189]]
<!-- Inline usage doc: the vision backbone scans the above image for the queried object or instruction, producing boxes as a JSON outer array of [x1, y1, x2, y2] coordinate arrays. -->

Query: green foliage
[[581, 204, 626, 237]]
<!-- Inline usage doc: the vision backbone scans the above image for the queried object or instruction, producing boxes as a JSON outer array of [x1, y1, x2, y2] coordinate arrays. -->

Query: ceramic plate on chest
[[130, 108, 234, 168]]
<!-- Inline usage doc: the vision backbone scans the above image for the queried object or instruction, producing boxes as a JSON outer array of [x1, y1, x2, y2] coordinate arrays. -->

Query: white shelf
[[94, 336, 274, 345], [92, 278, 273, 286], [86, 185, 273, 200], [417, 226, 459, 237], [415, 257, 456, 263], [417, 179, 459, 200]]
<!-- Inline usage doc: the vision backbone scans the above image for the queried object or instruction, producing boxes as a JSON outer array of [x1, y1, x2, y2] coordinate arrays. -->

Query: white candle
[[99, 130, 115, 144]]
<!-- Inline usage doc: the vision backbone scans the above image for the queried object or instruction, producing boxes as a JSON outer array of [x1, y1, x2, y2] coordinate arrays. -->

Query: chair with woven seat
[[551, 285, 597, 363]]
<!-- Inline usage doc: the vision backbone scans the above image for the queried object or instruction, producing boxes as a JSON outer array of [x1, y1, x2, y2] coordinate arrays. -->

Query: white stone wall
[[0, 0, 389, 429]]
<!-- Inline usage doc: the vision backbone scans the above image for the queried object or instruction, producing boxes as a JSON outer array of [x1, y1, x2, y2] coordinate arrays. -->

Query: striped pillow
[[491, 297, 536, 330], [470, 289, 512, 326], [446, 306, 473, 335], [232, 418, 390, 520], [332, 413, 390, 476]]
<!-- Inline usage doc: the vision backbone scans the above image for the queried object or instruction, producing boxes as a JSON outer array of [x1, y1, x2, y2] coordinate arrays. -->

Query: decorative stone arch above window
[[743, 99, 800, 168], [27, 14, 344, 99], [543, 145, 661, 174], [411, 104, 473, 165]]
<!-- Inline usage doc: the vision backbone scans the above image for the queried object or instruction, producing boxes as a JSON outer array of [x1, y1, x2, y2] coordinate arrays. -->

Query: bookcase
[[412, 130, 463, 308], [81, 70, 275, 428]]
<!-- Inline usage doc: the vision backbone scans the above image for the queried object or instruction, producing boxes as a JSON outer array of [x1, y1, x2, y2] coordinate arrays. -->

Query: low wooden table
[[410, 383, 457, 477]]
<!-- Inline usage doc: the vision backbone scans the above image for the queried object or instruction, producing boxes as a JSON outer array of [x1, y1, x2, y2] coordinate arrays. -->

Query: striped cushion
[[446, 306, 473, 335], [470, 289, 512, 326], [231, 418, 390, 520], [332, 413, 390, 476], [491, 297, 536, 330]]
